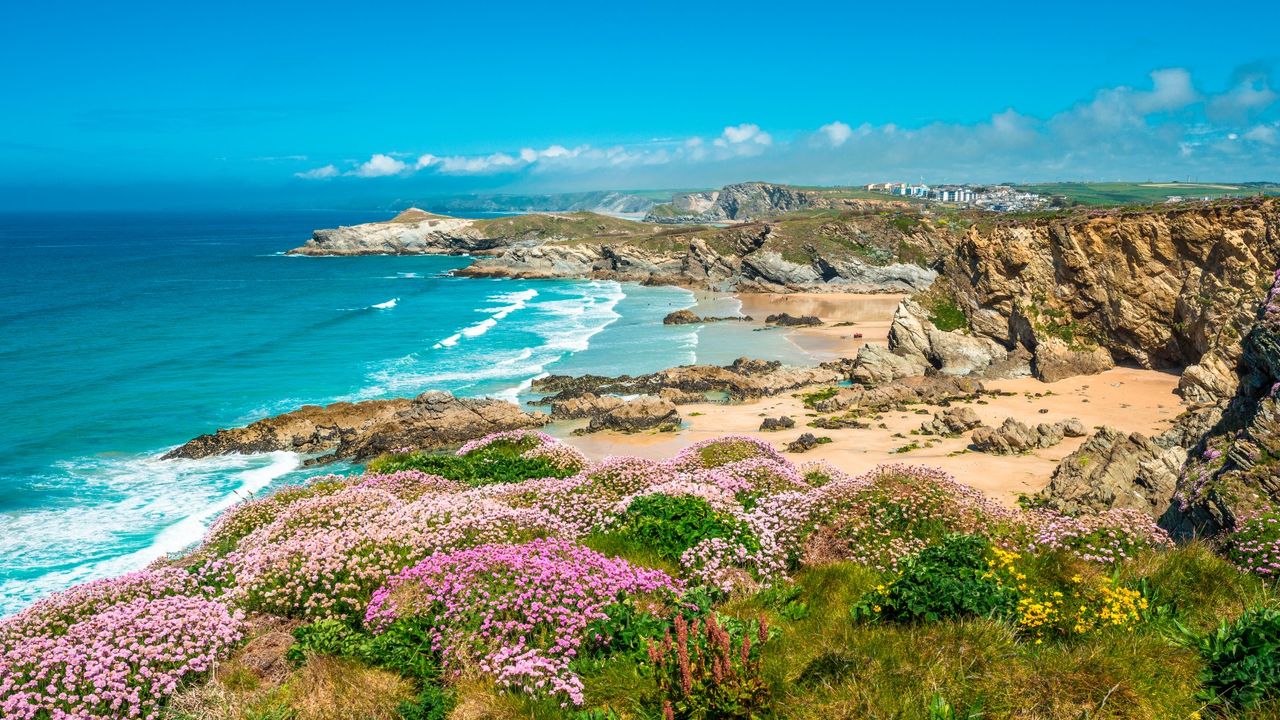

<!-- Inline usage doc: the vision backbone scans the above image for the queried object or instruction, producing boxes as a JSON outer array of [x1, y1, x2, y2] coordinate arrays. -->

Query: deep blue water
[[0, 211, 701, 614]]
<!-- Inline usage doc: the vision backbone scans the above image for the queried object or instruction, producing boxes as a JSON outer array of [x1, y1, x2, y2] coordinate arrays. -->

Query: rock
[[970, 416, 1084, 455], [658, 388, 706, 404], [581, 397, 681, 433], [765, 313, 821, 327], [759, 416, 796, 431], [919, 407, 982, 436], [1037, 426, 1185, 517], [662, 309, 751, 325], [814, 375, 988, 415], [549, 392, 623, 420], [786, 433, 830, 453], [1032, 338, 1115, 383], [164, 391, 546, 462], [533, 358, 842, 403], [886, 299, 1007, 377], [663, 309, 701, 325], [850, 344, 928, 385]]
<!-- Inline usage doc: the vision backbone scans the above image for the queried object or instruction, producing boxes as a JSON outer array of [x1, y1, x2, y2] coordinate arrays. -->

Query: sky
[[1, 0, 1278, 210]]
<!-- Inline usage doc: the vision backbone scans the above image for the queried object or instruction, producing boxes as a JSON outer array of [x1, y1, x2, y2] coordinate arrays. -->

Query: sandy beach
[[555, 291, 1186, 505]]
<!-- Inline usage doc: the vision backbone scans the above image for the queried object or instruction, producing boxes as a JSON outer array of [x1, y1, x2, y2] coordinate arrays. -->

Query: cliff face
[[458, 223, 939, 293], [949, 199, 1280, 403]]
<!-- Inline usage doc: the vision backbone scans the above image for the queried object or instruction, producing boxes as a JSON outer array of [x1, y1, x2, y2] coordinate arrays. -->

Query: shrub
[[1191, 606, 1280, 711], [1025, 508, 1172, 564], [853, 535, 1014, 623], [616, 494, 760, 564], [647, 613, 771, 719], [364, 539, 682, 706]]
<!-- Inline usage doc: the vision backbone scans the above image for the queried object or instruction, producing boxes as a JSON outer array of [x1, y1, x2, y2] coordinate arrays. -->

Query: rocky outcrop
[[165, 391, 546, 462], [533, 357, 843, 404], [759, 416, 796, 431], [288, 209, 642, 257], [884, 299, 1008, 376], [811, 375, 987, 415], [948, 198, 1280, 402], [970, 417, 1086, 455], [662, 309, 751, 325], [549, 393, 624, 421], [786, 433, 830, 453], [919, 407, 983, 437], [850, 344, 929, 385], [580, 397, 681, 433], [645, 183, 817, 223], [1032, 338, 1115, 383], [1037, 427, 1185, 517], [765, 313, 821, 327]]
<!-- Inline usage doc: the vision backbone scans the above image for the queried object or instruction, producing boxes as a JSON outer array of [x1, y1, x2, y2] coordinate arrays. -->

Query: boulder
[[582, 397, 681, 433], [970, 416, 1085, 455], [164, 391, 546, 462], [663, 309, 752, 325], [786, 433, 830, 453], [759, 416, 796, 431], [765, 313, 822, 327], [919, 407, 982, 436], [549, 392, 624, 420], [851, 343, 928, 385], [1032, 338, 1115, 383], [1037, 426, 1185, 517]]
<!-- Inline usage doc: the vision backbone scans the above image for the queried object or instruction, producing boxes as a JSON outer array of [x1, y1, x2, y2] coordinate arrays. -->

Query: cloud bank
[[295, 67, 1279, 188]]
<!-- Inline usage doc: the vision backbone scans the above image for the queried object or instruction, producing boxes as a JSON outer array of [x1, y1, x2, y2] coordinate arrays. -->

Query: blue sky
[[1, 0, 1277, 209]]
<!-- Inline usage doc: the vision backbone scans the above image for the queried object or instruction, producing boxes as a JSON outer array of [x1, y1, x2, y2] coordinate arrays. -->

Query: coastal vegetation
[[3, 430, 1279, 719]]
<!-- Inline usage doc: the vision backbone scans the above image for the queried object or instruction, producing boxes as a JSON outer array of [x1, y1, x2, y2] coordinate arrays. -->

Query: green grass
[[1014, 182, 1280, 207]]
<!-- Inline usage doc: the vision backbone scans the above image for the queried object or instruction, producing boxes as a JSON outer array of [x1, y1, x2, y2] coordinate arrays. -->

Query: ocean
[[0, 210, 719, 615]]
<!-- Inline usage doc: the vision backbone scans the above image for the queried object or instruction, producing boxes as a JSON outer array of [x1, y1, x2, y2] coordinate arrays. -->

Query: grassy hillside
[[6, 431, 1279, 719], [472, 211, 645, 240], [1014, 182, 1280, 206]]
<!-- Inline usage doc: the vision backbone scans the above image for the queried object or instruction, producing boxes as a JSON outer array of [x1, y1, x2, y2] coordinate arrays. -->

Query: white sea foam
[[0, 451, 300, 616], [432, 288, 538, 348], [371, 298, 399, 309]]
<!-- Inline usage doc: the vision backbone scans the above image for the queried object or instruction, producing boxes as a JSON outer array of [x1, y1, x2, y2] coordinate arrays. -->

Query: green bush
[[289, 618, 440, 681], [365, 438, 573, 487], [1191, 606, 1280, 711], [615, 494, 760, 563], [853, 535, 1014, 623]]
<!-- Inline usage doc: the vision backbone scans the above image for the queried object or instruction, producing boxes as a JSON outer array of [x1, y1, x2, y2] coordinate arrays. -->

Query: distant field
[[1013, 182, 1280, 206]]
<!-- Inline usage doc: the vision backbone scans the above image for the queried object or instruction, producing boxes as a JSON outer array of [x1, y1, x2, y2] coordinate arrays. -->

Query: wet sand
[[552, 291, 1185, 505]]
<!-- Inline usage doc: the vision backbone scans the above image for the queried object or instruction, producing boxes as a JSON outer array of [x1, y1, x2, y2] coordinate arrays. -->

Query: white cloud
[[1244, 124, 1278, 145], [350, 153, 407, 177], [294, 164, 338, 180], [1209, 74, 1278, 120], [819, 121, 853, 146], [299, 66, 1280, 186]]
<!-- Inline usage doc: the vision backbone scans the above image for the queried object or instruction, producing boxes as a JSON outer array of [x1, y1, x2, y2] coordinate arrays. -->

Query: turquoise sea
[[0, 210, 729, 616]]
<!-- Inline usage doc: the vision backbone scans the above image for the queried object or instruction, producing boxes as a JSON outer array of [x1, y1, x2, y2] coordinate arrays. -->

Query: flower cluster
[[667, 435, 785, 472], [1263, 267, 1280, 329], [354, 470, 464, 500], [0, 595, 243, 720], [1024, 508, 1172, 564], [801, 464, 1022, 571], [987, 548, 1147, 641], [365, 538, 682, 706], [1222, 504, 1280, 582], [457, 429, 588, 473]]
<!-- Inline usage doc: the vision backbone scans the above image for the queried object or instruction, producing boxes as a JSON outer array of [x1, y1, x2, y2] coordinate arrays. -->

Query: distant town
[[864, 182, 1053, 212], [864, 181, 1260, 212]]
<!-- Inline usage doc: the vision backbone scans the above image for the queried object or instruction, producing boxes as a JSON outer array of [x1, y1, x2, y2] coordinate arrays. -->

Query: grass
[[1013, 182, 1280, 207]]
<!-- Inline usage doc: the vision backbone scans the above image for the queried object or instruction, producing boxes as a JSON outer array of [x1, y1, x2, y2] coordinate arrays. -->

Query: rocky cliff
[[287, 209, 645, 257], [946, 199, 1280, 403]]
